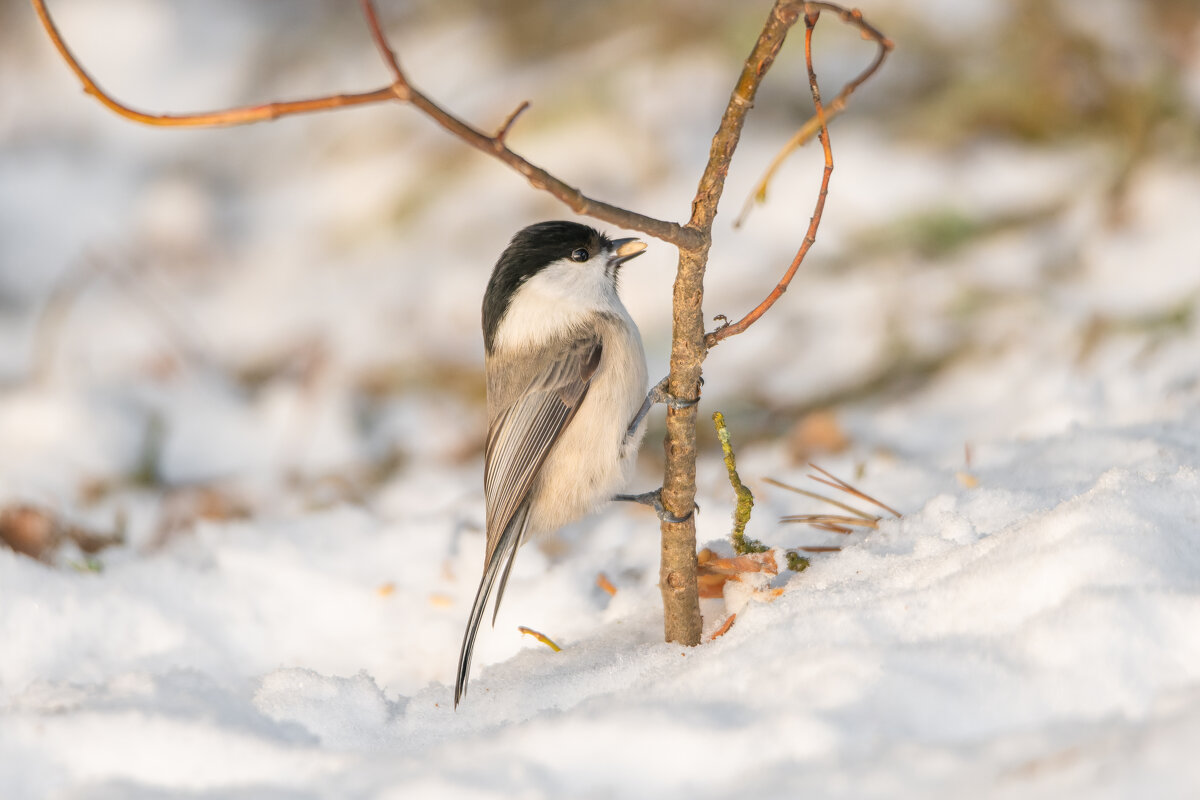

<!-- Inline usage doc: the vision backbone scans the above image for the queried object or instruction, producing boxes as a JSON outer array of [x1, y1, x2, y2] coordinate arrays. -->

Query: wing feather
[[482, 336, 601, 565], [454, 335, 602, 706]]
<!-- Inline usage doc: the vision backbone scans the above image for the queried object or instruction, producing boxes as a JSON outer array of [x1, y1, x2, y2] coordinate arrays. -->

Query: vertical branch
[[659, 0, 805, 646]]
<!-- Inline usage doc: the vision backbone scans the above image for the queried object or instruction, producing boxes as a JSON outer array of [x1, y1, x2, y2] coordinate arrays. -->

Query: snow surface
[[2, 0, 1200, 798]]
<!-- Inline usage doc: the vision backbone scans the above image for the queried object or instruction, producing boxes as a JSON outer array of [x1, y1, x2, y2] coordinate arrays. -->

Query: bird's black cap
[[482, 221, 612, 354]]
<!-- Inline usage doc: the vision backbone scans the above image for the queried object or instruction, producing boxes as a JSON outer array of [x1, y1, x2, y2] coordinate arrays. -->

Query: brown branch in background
[[705, 9, 834, 350], [30, 0, 693, 248], [734, 5, 894, 228]]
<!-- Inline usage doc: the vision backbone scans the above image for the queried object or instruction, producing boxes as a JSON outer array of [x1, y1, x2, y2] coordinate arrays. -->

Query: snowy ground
[[2, 0, 1200, 797]]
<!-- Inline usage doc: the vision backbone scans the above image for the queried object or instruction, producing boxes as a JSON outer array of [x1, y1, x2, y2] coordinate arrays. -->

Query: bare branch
[[705, 6, 835, 349], [358, 0, 407, 84], [31, 0, 401, 127], [687, 1, 808, 236], [734, 3, 894, 228], [658, 0, 814, 648], [494, 101, 531, 145], [400, 87, 694, 245], [30, 0, 693, 247]]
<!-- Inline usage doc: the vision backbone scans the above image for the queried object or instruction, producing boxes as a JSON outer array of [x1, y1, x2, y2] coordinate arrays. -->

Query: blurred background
[[1, 0, 1198, 558]]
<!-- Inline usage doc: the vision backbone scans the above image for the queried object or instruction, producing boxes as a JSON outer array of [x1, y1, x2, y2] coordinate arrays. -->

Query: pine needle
[[767, 465, 901, 559], [517, 626, 561, 652]]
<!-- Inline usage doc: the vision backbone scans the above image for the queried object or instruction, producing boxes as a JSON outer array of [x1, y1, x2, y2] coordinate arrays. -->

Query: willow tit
[[455, 220, 667, 707]]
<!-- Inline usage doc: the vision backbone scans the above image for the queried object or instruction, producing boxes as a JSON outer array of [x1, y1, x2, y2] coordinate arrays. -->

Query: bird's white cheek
[[494, 258, 618, 350], [494, 287, 589, 350]]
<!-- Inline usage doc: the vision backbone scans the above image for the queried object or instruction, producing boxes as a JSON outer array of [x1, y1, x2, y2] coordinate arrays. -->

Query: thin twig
[[30, 0, 397, 125], [494, 101, 531, 145], [658, 0, 887, 645], [762, 477, 876, 521], [808, 463, 902, 518], [705, 7, 834, 348], [29, 0, 694, 247], [734, 3, 893, 228], [358, 0, 406, 84]]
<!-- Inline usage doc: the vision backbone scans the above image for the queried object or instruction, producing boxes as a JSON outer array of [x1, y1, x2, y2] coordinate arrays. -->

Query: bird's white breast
[[524, 310, 649, 537]]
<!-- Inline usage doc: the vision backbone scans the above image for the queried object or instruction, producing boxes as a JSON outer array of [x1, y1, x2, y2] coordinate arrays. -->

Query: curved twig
[[29, 0, 694, 247], [358, 0, 407, 84], [734, 3, 893, 228], [31, 0, 400, 126], [705, 6, 836, 350]]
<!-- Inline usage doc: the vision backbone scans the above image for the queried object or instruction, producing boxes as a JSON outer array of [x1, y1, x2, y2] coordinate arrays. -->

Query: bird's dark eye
[[570, 247, 589, 263]]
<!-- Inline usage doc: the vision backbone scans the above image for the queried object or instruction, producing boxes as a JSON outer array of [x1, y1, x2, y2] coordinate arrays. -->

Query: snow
[[2, 0, 1200, 797]]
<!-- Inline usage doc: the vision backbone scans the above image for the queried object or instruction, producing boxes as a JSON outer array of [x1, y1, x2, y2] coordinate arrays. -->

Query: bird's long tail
[[454, 504, 529, 708]]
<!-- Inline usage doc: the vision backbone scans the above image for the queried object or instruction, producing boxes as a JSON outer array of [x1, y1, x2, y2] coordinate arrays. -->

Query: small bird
[[455, 220, 689, 707]]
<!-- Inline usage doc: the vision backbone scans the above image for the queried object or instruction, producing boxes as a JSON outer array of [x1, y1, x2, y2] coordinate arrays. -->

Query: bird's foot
[[624, 377, 702, 444], [647, 375, 701, 410], [613, 488, 697, 524]]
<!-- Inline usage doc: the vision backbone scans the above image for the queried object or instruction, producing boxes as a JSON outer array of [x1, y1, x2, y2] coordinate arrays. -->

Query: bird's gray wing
[[455, 335, 602, 707]]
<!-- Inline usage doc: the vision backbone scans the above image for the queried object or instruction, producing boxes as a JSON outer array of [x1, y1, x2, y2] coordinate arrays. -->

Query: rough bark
[[658, 0, 805, 646]]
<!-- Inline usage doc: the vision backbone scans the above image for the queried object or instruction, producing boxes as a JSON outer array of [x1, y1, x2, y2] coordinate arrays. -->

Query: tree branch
[[358, 0, 407, 85], [30, 0, 401, 127], [704, 6, 836, 349], [30, 0, 695, 248], [734, 3, 893, 228], [657, 0, 811, 647], [493, 101, 532, 145]]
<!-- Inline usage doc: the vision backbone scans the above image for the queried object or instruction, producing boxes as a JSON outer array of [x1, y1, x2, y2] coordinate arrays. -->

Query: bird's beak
[[608, 238, 648, 268]]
